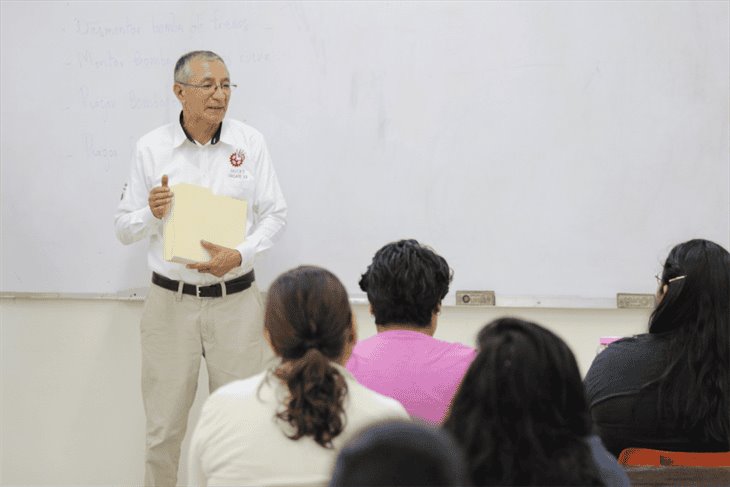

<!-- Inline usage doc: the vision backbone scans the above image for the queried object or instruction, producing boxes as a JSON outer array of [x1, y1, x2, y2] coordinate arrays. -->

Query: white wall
[[0, 297, 649, 485], [3, 1, 728, 298]]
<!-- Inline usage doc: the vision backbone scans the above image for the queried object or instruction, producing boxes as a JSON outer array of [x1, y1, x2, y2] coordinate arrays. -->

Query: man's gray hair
[[174, 51, 226, 83]]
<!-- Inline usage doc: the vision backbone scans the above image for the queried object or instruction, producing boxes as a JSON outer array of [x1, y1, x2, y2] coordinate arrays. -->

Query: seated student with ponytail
[[188, 266, 409, 487]]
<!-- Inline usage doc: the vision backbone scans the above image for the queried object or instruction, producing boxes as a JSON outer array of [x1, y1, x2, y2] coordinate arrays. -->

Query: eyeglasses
[[176, 81, 237, 95], [654, 274, 687, 285]]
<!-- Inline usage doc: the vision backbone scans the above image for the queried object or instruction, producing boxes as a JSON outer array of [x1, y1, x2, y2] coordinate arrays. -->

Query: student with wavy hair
[[346, 239, 476, 424], [585, 239, 730, 456], [444, 318, 628, 486], [188, 266, 408, 486]]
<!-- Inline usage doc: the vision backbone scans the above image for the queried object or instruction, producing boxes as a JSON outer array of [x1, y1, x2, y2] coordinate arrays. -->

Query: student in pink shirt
[[346, 239, 476, 424]]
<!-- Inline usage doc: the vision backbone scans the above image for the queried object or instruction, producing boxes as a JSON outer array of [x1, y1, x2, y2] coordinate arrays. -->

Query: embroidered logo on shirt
[[229, 149, 246, 167]]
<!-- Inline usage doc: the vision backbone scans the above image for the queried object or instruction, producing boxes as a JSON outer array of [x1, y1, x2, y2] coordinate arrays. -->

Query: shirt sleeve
[[235, 134, 287, 267], [584, 336, 647, 408], [584, 346, 612, 407], [586, 435, 630, 486], [114, 140, 162, 245]]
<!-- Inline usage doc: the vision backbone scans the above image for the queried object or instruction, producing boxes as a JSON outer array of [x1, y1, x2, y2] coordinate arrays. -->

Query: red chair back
[[618, 448, 730, 467]]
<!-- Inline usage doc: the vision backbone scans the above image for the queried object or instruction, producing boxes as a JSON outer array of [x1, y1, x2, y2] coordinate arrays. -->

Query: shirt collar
[[376, 329, 434, 340], [175, 111, 223, 147], [218, 119, 237, 146]]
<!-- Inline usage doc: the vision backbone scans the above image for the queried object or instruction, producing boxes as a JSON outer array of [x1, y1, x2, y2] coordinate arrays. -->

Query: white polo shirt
[[115, 116, 287, 285], [188, 364, 410, 487]]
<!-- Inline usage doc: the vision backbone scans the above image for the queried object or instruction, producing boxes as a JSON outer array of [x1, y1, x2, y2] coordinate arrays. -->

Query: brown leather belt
[[152, 270, 255, 298]]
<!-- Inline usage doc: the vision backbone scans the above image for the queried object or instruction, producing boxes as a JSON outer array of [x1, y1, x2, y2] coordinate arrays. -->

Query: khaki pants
[[140, 281, 273, 487]]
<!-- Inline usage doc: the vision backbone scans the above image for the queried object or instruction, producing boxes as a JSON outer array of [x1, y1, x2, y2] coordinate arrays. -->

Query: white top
[[188, 364, 410, 487], [114, 117, 287, 285]]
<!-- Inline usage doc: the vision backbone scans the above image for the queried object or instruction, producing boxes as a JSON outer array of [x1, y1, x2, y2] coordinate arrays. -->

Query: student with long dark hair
[[347, 239, 475, 424], [444, 318, 628, 486], [585, 239, 730, 456], [188, 266, 408, 486]]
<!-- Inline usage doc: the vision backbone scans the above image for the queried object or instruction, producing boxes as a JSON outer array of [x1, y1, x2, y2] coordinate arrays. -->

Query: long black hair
[[265, 266, 353, 448], [646, 239, 730, 445], [443, 318, 603, 486]]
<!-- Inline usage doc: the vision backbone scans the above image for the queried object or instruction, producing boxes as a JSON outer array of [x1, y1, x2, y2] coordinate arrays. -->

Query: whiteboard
[[1, 1, 728, 303]]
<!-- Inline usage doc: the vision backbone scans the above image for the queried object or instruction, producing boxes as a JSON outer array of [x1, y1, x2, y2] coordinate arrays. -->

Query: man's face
[[175, 57, 231, 125]]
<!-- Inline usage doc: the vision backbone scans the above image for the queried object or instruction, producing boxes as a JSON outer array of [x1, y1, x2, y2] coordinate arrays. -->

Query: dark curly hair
[[265, 266, 353, 448], [359, 239, 452, 328], [443, 318, 603, 486], [646, 239, 730, 446]]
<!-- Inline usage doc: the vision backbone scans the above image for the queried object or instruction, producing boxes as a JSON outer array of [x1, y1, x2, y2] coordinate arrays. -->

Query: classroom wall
[[3, 1, 728, 299], [0, 297, 649, 484]]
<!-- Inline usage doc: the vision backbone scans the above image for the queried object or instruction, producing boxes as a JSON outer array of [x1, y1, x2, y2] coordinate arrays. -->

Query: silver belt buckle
[[196, 284, 203, 298]]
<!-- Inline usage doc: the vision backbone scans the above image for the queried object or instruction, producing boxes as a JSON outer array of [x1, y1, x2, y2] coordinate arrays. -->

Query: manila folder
[[163, 183, 247, 264]]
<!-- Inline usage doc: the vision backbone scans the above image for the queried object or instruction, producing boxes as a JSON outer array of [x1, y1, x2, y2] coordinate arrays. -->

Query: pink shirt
[[346, 329, 476, 424]]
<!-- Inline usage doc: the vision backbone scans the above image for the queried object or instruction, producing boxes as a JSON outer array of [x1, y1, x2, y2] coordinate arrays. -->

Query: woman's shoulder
[[341, 370, 410, 419], [584, 333, 668, 404], [212, 370, 269, 398], [589, 333, 666, 370], [200, 370, 278, 418]]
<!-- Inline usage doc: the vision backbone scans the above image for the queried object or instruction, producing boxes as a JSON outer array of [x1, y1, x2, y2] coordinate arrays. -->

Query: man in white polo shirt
[[115, 50, 287, 486]]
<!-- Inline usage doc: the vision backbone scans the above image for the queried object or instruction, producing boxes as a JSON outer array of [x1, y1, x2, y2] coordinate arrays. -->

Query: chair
[[619, 448, 730, 486], [618, 448, 730, 467]]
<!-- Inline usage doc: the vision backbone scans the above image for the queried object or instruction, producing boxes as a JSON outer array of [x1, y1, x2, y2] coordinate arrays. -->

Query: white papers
[[163, 183, 247, 264]]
